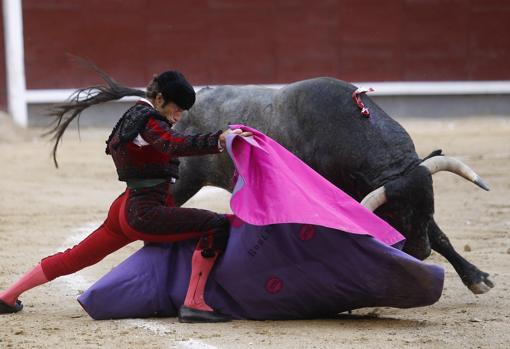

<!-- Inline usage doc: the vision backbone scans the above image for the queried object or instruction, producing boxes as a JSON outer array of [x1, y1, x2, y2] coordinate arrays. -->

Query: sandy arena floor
[[0, 112, 509, 348]]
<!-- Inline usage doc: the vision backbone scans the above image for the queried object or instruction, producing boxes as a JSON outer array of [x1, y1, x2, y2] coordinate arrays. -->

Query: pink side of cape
[[226, 125, 405, 246]]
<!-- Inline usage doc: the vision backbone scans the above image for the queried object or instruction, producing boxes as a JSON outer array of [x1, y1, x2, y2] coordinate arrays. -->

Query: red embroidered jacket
[[106, 101, 222, 182]]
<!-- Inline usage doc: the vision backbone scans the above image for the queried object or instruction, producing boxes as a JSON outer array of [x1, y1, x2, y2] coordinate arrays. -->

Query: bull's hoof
[[467, 272, 494, 294]]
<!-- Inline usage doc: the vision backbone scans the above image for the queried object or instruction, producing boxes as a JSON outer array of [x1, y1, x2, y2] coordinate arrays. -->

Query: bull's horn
[[420, 156, 490, 191], [360, 186, 387, 212]]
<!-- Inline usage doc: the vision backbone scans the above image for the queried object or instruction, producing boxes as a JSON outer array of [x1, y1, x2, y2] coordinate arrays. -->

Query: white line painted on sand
[[123, 319, 220, 349], [54, 222, 100, 293], [178, 339, 221, 349], [123, 319, 172, 336]]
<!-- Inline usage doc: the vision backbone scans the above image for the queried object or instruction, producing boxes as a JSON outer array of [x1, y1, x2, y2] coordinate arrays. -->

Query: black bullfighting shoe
[[178, 305, 231, 323], [0, 299, 23, 314]]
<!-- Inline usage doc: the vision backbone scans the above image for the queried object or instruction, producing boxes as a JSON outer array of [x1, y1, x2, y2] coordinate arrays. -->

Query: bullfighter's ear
[[422, 149, 443, 161]]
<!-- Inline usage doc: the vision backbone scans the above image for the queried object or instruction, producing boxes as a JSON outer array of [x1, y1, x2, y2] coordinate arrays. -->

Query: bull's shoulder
[[197, 84, 275, 101]]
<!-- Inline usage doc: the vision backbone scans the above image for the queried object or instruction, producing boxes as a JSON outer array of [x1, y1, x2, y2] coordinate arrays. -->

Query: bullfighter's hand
[[219, 129, 253, 149]]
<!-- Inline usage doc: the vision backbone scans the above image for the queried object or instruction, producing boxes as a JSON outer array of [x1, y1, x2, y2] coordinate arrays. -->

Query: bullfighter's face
[[154, 93, 184, 124], [162, 102, 184, 124]]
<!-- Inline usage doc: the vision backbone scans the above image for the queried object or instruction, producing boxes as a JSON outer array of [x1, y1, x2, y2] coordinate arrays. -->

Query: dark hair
[[46, 61, 194, 167], [152, 71, 196, 110]]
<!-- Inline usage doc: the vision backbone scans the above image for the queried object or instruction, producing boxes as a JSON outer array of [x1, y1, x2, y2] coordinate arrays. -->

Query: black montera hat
[[155, 71, 196, 110]]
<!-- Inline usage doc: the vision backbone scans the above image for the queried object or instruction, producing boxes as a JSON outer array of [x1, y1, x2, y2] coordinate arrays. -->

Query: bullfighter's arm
[[141, 116, 223, 157]]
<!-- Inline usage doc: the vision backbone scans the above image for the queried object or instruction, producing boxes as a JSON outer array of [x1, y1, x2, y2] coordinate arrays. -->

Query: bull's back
[[271, 78, 420, 198]]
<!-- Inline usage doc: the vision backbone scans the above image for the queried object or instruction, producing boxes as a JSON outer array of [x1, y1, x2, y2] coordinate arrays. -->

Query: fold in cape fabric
[[227, 125, 404, 246], [78, 126, 444, 320]]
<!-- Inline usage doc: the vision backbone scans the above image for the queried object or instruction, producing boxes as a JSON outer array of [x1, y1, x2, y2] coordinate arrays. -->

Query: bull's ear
[[421, 149, 443, 162]]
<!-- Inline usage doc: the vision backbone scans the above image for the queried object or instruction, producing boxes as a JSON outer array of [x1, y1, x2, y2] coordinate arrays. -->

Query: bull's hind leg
[[428, 220, 494, 294]]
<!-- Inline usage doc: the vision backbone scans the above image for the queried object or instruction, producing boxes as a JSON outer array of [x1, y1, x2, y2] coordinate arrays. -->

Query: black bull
[[173, 77, 494, 295]]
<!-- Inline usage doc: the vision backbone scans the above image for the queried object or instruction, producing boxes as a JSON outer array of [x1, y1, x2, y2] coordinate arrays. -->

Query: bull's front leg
[[428, 219, 494, 294], [172, 177, 204, 207], [172, 158, 207, 207]]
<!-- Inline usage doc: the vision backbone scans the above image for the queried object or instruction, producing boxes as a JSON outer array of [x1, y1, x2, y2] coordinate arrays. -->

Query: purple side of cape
[[78, 127, 444, 320]]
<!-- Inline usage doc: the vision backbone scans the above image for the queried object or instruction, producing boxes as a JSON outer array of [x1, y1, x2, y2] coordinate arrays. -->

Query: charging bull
[[172, 77, 493, 294]]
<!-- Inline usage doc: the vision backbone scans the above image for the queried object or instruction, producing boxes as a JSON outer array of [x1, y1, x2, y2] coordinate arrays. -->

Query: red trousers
[[41, 185, 227, 281]]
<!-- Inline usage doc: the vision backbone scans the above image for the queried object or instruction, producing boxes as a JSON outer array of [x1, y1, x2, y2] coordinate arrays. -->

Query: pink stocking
[[182, 248, 218, 311], [0, 264, 49, 305]]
